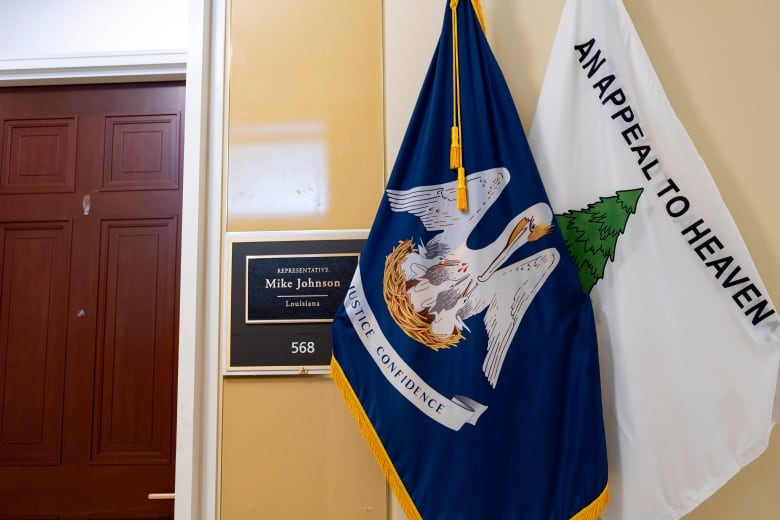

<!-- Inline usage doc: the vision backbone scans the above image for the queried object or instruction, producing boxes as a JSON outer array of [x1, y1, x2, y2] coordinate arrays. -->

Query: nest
[[383, 239, 464, 350]]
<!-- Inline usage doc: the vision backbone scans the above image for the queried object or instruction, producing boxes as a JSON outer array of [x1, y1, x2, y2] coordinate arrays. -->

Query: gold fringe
[[571, 484, 610, 520], [330, 358, 423, 520], [471, 0, 487, 34], [332, 356, 609, 520]]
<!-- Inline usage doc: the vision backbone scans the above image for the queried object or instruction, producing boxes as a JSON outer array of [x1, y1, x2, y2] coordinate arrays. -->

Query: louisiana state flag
[[330, 1, 608, 518]]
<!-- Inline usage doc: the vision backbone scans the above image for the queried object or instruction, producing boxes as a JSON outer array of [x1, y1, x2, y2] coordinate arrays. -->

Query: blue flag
[[331, 2, 608, 518]]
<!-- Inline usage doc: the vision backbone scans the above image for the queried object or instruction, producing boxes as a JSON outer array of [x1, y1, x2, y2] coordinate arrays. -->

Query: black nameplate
[[246, 254, 358, 323], [227, 235, 365, 373]]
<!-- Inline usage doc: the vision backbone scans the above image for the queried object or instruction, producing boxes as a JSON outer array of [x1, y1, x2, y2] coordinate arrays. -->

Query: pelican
[[386, 167, 559, 387]]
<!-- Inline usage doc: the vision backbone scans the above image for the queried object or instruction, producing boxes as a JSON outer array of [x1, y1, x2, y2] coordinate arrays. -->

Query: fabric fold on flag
[[529, 1, 780, 519], [331, 1, 608, 519]]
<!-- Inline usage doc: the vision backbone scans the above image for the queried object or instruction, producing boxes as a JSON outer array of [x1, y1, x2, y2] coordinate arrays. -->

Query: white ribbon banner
[[344, 269, 487, 431]]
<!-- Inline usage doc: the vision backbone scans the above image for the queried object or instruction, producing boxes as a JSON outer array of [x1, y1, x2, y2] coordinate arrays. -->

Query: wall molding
[[0, 50, 186, 85]]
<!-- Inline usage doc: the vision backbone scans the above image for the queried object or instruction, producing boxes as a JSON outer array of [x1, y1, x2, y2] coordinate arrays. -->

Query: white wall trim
[[0, 50, 186, 85], [201, 0, 226, 515], [173, 0, 225, 517], [173, 0, 222, 518]]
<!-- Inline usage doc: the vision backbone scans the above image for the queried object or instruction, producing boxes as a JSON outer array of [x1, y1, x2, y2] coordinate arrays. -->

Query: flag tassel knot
[[450, 125, 462, 170]]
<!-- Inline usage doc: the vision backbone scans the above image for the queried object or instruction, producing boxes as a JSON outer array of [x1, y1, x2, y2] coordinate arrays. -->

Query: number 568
[[291, 341, 315, 354]]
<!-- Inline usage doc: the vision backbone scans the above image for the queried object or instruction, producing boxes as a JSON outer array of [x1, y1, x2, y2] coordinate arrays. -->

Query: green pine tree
[[555, 188, 644, 294]]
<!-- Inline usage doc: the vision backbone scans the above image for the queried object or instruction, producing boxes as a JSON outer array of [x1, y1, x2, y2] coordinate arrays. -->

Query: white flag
[[528, 0, 780, 519]]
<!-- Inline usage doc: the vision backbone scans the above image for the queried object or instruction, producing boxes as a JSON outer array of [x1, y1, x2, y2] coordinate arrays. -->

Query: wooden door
[[0, 83, 184, 519]]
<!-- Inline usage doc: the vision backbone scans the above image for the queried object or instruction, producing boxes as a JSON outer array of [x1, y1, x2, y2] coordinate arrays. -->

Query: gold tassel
[[451, 0, 468, 212], [450, 126, 462, 169], [457, 166, 468, 211]]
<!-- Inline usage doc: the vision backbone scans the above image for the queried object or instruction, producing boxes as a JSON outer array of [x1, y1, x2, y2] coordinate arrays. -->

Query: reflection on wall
[[228, 122, 329, 219], [225, 0, 385, 232]]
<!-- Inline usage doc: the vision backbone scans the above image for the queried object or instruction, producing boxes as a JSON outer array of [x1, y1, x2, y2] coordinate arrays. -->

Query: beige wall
[[219, 1, 387, 518], [219, 1, 779, 519]]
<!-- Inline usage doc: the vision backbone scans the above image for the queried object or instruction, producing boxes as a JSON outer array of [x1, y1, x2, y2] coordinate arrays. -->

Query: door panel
[[0, 83, 183, 519], [93, 220, 177, 464], [1, 117, 78, 193], [102, 114, 180, 191], [0, 223, 70, 465]]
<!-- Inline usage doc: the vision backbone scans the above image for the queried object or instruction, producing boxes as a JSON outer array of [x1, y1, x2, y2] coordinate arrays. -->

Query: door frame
[[0, 1, 225, 518]]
